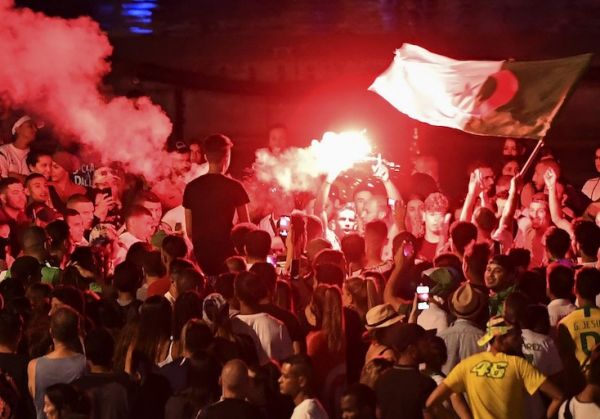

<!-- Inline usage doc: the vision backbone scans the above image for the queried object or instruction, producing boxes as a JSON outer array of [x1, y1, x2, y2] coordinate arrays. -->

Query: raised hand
[[543, 167, 557, 189], [94, 193, 114, 221], [372, 154, 390, 182], [509, 173, 523, 194], [468, 169, 484, 195]]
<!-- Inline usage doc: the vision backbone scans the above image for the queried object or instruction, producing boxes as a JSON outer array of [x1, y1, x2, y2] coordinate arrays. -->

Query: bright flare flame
[[254, 130, 372, 192], [311, 130, 372, 177]]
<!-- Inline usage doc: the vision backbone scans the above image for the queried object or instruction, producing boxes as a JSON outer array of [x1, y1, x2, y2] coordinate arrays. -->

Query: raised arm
[[315, 177, 334, 230], [544, 168, 573, 235], [497, 174, 521, 233], [373, 155, 401, 202], [393, 201, 407, 233], [384, 241, 413, 311], [460, 170, 483, 222]]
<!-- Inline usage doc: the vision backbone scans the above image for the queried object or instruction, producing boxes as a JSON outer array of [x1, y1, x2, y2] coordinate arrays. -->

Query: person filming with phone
[[408, 267, 460, 334]]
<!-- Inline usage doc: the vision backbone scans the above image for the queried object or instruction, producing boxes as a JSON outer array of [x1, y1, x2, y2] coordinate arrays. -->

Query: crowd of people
[[0, 108, 599, 419]]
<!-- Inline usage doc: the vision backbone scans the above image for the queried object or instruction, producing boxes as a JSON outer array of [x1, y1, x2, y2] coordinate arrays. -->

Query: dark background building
[[16, 0, 600, 193]]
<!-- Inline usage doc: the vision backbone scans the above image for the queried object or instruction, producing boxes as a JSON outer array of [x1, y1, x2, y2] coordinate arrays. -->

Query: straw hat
[[449, 283, 488, 321], [365, 304, 404, 331]]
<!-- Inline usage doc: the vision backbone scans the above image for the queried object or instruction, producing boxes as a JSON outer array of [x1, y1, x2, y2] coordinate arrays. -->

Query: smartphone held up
[[416, 285, 430, 310]]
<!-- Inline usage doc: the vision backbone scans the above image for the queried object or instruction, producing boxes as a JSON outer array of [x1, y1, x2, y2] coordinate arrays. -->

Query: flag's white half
[[369, 44, 503, 130]]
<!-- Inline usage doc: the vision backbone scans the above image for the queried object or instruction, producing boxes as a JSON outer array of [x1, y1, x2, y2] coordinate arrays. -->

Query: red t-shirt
[[146, 278, 171, 298], [417, 239, 438, 262]]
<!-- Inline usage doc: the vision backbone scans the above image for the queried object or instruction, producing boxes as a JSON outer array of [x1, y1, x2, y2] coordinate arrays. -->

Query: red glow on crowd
[[0, 0, 172, 180]]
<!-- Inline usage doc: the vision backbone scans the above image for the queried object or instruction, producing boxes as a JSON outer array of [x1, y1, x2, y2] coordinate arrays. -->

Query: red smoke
[[0, 0, 172, 179]]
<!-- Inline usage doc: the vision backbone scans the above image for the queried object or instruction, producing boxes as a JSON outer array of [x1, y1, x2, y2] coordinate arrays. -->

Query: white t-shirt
[[521, 329, 563, 376], [522, 328, 564, 419], [548, 298, 577, 327], [558, 397, 600, 418], [291, 398, 329, 419], [235, 312, 293, 363], [0, 143, 30, 177], [417, 302, 449, 334], [119, 231, 142, 252]]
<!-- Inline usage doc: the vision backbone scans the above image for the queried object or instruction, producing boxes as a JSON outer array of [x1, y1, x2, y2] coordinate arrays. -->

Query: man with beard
[[515, 194, 552, 268], [520, 158, 564, 208], [460, 164, 497, 223], [0, 177, 28, 228], [426, 316, 564, 419], [485, 255, 516, 317]]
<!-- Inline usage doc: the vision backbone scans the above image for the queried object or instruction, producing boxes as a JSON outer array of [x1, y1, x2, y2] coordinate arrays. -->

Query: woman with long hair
[[305, 284, 346, 416], [125, 295, 178, 372], [173, 290, 204, 341]]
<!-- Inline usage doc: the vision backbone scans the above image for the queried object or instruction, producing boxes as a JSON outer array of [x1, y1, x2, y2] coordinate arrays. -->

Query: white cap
[[11, 115, 32, 135]]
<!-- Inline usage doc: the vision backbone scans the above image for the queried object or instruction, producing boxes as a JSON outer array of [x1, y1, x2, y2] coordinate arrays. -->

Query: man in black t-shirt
[[375, 323, 437, 419], [183, 134, 250, 275], [198, 359, 263, 419]]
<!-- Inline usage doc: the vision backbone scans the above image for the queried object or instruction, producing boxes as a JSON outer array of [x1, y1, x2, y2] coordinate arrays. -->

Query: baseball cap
[[477, 316, 514, 347], [421, 267, 460, 298], [173, 141, 190, 154], [11, 115, 43, 135]]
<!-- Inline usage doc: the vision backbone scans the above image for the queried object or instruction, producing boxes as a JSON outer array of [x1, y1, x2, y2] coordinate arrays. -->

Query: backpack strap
[[563, 396, 574, 419]]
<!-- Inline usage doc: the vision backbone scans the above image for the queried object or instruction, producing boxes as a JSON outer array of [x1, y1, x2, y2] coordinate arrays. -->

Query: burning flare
[[255, 130, 372, 192]]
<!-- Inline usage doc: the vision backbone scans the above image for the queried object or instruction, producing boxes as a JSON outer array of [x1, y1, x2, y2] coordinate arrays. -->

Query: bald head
[[50, 306, 81, 346], [221, 359, 249, 399]]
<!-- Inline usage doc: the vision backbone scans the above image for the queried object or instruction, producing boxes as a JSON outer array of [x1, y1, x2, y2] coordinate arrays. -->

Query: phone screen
[[417, 285, 430, 310], [403, 242, 414, 258], [279, 216, 291, 237]]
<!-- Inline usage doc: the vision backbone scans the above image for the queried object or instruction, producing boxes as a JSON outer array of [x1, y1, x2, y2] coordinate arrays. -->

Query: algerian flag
[[369, 44, 592, 139]]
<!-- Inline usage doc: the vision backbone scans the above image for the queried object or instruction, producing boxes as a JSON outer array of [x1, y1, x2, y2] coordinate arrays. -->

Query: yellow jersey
[[444, 351, 546, 419], [558, 306, 600, 365]]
